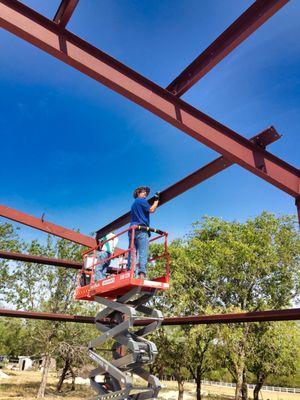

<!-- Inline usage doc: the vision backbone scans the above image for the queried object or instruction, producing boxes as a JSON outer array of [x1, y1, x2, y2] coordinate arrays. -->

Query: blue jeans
[[127, 230, 149, 276], [94, 250, 111, 281]]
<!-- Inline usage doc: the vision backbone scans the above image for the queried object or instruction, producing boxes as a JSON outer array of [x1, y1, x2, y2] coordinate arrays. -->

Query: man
[[94, 232, 119, 281], [128, 186, 160, 279]]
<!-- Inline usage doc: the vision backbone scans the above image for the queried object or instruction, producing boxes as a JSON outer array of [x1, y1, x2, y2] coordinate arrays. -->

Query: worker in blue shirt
[[128, 186, 160, 279]]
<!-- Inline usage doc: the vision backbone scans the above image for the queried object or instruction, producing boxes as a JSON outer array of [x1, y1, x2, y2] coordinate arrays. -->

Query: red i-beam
[[1, 307, 299, 326], [167, 0, 289, 96], [0, 204, 96, 248], [0, 250, 82, 269]]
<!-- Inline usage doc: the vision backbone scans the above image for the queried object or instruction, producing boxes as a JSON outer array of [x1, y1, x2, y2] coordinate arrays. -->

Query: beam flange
[[0, 0, 299, 200], [167, 0, 289, 96], [0, 307, 299, 325], [0, 250, 82, 269], [96, 126, 281, 238], [53, 0, 79, 27]]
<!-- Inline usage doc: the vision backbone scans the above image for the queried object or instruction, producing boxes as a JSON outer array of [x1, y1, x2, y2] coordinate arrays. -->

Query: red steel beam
[[0, 204, 96, 248], [53, 0, 79, 27], [2, 1, 300, 193], [0, 250, 82, 269], [96, 127, 281, 238], [1, 307, 299, 325], [0, 1, 299, 200], [167, 0, 289, 97]]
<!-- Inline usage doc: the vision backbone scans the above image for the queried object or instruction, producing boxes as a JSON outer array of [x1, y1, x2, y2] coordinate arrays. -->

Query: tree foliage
[[0, 212, 299, 398]]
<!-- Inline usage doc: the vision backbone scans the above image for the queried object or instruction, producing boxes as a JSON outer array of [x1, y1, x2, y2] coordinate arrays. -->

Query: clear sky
[[0, 0, 299, 244]]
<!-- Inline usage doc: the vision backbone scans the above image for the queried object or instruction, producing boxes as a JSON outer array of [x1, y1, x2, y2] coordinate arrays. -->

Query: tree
[[154, 327, 190, 400], [217, 318, 251, 400], [1, 229, 94, 398], [187, 323, 220, 400], [0, 318, 34, 358], [0, 222, 22, 296], [248, 321, 299, 400], [181, 213, 299, 400], [186, 213, 300, 310]]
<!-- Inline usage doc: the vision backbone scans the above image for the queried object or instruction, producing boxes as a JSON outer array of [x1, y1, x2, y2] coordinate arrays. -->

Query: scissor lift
[[75, 226, 170, 399]]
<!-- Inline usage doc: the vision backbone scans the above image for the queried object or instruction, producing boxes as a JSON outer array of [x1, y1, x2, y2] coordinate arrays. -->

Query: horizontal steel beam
[[96, 127, 281, 238], [1, 1, 299, 199], [0, 250, 82, 269], [53, 0, 79, 27], [1, 307, 299, 325], [0, 204, 96, 248], [167, 0, 289, 96]]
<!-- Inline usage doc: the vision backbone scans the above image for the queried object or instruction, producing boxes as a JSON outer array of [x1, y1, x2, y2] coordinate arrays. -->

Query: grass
[[1, 370, 300, 400], [0, 370, 94, 399]]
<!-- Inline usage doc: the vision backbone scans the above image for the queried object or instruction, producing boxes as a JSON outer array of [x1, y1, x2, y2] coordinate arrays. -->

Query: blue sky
[[0, 0, 299, 244]]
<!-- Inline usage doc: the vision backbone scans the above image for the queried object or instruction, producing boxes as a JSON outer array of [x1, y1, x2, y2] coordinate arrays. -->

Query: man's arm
[[149, 200, 159, 213], [149, 192, 160, 213]]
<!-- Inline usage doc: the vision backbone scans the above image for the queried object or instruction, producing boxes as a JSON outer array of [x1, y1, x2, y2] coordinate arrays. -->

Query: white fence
[[202, 380, 300, 394]]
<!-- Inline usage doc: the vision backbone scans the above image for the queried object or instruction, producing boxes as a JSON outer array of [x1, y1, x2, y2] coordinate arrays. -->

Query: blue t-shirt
[[130, 198, 150, 227]]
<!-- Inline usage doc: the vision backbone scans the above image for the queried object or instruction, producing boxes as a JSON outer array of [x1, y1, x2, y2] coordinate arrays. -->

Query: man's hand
[[154, 192, 160, 201], [150, 192, 160, 213]]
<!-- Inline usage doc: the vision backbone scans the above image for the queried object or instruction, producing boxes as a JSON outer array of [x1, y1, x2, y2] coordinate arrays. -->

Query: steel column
[[166, 0, 289, 96], [0, 250, 82, 269], [96, 127, 281, 238], [53, 0, 79, 27], [1, 307, 299, 325], [0, 0, 299, 199]]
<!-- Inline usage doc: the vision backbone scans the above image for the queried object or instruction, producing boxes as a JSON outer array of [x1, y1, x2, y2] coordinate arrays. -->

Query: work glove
[[154, 191, 160, 201]]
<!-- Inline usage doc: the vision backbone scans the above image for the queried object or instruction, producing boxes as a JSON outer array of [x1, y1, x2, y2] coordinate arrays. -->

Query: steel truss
[[0, 0, 299, 207]]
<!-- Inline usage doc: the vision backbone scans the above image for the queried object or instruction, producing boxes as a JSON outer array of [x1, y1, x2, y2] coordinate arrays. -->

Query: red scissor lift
[[76, 225, 170, 399], [76, 225, 170, 300]]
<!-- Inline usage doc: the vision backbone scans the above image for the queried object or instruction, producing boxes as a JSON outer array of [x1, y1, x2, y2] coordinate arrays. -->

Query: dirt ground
[[0, 370, 299, 400]]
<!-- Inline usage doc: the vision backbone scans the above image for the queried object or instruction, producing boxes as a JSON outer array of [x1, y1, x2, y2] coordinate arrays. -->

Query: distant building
[[18, 356, 33, 371]]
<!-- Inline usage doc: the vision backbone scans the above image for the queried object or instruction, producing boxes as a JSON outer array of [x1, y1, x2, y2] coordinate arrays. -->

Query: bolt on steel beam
[[167, 0, 289, 97], [1, 307, 299, 325]]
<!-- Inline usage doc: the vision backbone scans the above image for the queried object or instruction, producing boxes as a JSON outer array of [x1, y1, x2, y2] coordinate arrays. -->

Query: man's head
[[133, 186, 150, 199]]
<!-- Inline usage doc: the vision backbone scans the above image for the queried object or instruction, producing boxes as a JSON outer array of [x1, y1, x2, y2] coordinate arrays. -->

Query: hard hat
[[133, 186, 150, 198]]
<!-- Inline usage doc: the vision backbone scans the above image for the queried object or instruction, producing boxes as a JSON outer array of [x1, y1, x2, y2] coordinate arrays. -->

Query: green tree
[[1, 230, 94, 398], [181, 213, 299, 400], [247, 321, 299, 400], [154, 327, 190, 400], [187, 323, 220, 400], [0, 318, 34, 358], [218, 319, 251, 400]]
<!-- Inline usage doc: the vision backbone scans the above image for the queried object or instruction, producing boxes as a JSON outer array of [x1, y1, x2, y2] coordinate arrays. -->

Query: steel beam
[[53, 0, 79, 27], [96, 127, 281, 238], [166, 0, 289, 96], [1, 307, 299, 325], [1, 1, 299, 199], [0, 250, 82, 269], [0, 204, 96, 248]]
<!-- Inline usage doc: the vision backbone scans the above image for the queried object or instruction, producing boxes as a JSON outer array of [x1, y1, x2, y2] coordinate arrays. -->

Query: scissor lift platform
[[75, 225, 170, 301], [75, 272, 169, 300]]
